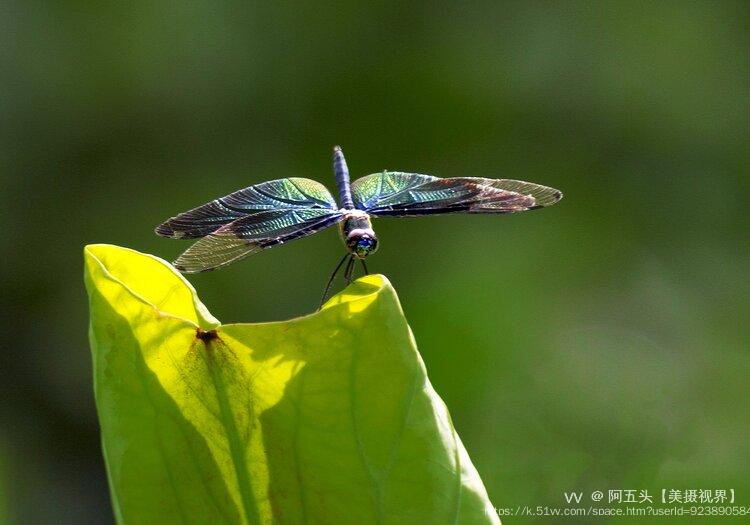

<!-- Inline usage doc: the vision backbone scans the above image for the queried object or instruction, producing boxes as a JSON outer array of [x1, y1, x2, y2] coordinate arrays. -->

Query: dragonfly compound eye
[[348, 231, 379, 258]]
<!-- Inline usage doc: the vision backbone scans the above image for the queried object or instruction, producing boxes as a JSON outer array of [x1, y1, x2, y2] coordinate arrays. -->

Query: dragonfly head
[[346, 229, 379, 259]]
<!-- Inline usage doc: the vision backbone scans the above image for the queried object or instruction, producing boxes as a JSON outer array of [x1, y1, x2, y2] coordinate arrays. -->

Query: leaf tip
[[320, 273, 399, 313]]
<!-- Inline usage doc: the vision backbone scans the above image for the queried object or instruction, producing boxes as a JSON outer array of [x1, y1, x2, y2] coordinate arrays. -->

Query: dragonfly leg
[[319, 253, 350, 309], [360, 259, 369, 275], [344, 254, 355, 283]]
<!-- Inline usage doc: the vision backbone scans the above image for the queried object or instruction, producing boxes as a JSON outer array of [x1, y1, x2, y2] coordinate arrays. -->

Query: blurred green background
[[2, 1, 749, 523]]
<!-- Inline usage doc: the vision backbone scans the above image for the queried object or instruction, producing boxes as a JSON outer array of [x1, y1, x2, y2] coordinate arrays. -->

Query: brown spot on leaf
[[196, 328, 218, 343]]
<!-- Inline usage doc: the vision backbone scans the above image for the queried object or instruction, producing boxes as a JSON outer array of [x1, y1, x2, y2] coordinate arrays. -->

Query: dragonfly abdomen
[[333, 146, 355, 209]]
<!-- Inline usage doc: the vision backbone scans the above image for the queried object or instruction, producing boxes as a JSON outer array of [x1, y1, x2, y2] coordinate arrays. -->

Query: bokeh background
[[2, 1, 749, 523]]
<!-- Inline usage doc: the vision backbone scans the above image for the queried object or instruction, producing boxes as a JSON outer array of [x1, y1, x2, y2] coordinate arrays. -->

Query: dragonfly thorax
[[340, 213, 379, 259]]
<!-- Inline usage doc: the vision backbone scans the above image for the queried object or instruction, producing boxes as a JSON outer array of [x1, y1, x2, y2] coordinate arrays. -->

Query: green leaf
[[84, 244, 499, 524]]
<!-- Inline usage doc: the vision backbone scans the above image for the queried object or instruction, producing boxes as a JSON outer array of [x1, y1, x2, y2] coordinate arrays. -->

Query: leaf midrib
[[204, 338, 260, 525]]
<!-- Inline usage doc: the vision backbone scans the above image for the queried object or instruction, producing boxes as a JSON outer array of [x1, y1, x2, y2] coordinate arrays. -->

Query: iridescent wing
[[155, 178, 342, 273], [351, 172, 562, 216], [172, 208, 343, 273], [155, 177, 339, 239]]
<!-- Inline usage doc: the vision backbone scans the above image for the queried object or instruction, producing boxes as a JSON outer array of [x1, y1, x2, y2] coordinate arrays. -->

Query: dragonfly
[[155, 146, 563, 305]]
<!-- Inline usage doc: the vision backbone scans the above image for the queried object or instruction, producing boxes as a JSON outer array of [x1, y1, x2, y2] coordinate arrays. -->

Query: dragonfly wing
[[451, 177, 563, 208], [155, 178, 338, 239], [350, 172, 439, 210], [352, 172, 562, 216], [173, 208, 343, 273]]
